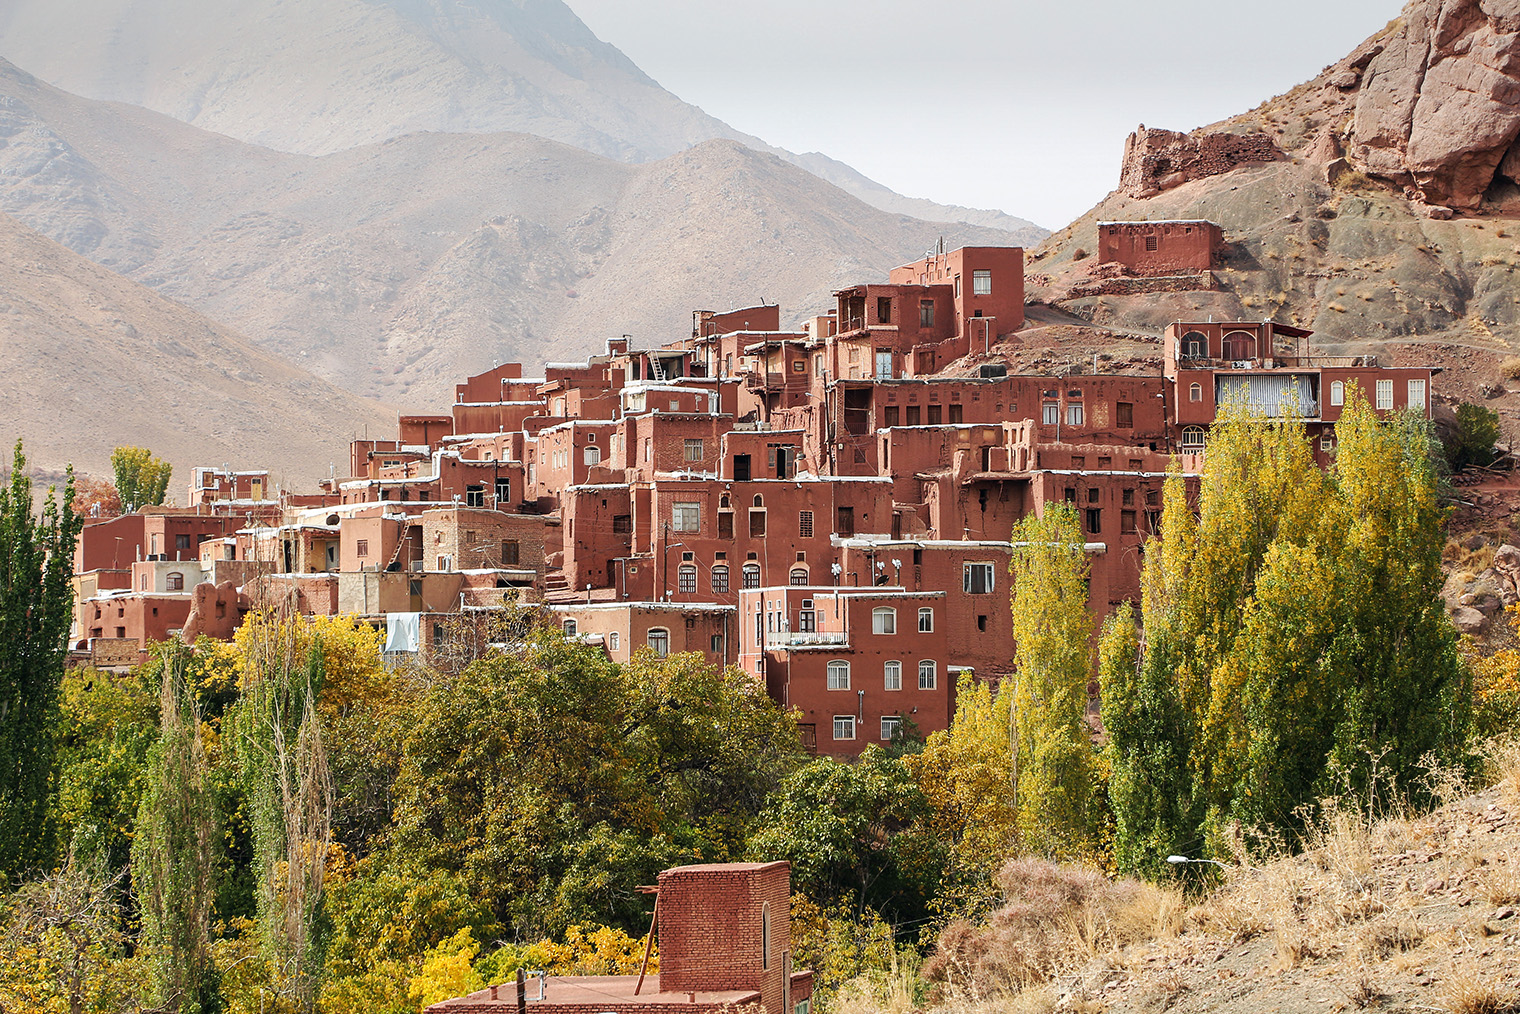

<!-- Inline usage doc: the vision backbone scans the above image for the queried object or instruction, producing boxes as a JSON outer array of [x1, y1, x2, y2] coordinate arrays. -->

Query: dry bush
[[1340, 966, 1386, 1009], [1483, 736, 1520, 799], [1499, 357, 1520, 381], [925, 859, 1182, 999], [1356, 914, 1423, 961], [1442, 964, 1520, 1014], [1479, 865, 1520, 906]]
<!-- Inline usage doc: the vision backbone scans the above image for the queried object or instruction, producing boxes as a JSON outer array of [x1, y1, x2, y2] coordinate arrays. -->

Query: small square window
[[972, 269, 991, 296], [833, 715, 856, 741]]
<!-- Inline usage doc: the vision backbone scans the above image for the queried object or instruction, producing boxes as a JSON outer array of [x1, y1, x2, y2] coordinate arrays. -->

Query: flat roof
[[428, 976, 759, 1010]]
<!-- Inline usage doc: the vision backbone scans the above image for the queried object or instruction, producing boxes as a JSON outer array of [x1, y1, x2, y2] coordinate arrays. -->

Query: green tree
[[1007, 504, 1099, 858], [0, 440, 83, 880], [111, 446, 172, 509], [133, 642, 219, 1013], [229, 614, 334, 1012], [1102, 393, 1468, 873], [1445, 402, 1501, 471], [746, 748, 935, 926]]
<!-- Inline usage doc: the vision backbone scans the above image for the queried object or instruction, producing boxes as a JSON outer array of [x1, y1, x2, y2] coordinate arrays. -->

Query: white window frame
[[872, 607, 896, 634], [1181, 426, 1206, 451], [827, 660, 850, 691], [648, 627, 670, 657], [881, 715, 902, 741], [790, 567, 809, 586], [710, 565, 729, 593], [1042, 401, 1059, 425], [677, 565, 697, 594], [563, 619, 577, 636], [742, 564, 761, 589], [582, 445, 601, 466], [918, 607, 934, 632], [1067, 404, 1084, 426], [972, 269, 992, 296], [609, 632, 620, 651], [884, 660, 902, 691], [1408, 379, 1426, 411], [919, 659, 938, 690], [672, 502, 701, 533], [1330, 380, 1345, 407], [963, 562, 995, 595], [833, 715, 856, 741], [1376, 379, 1393, 410]]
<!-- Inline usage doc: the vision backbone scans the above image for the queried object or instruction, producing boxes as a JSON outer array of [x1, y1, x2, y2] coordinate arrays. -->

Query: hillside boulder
[[1350, 0, 1520, 210]]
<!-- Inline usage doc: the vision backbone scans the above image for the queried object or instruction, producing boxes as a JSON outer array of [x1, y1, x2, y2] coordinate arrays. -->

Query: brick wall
[[657, 862, 792, 1014], [1120, 126, 1282, 198]]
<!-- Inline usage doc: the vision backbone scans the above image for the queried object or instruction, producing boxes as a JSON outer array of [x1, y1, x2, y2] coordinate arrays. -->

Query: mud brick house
[[425, 862, 812, 1014], [70, 243, 1437, 753], [1098, 220, 1223, 276]]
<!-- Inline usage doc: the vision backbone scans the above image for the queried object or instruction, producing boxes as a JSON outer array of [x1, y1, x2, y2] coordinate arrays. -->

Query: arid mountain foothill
[[2, 2, 1520, 1014]]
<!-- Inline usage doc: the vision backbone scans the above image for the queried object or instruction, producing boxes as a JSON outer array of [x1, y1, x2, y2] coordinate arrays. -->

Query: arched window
[[678, 565, 697, 594], [563, 619, 577, 636], [1189, 382, 1203, 403], [761, 903, 772, 970], [753, 494, 764, 507], [1181, 330, 1207, 358], [711, 565, 729, 593], [166, 572, 184, 591], [789, 567, 809, 585], [648, 628, 670, 657], [742, 563, 761, 589], [1330, 380, 1345, 406], [918, 659, 938, 690], [583, 445, 601, 466], [872, 607, 896, 634], [884, 660, 902, 690], [827, 660, 850, 690], [1181, 426, 1206, 451], [918, 607, 934, 632], [1221, 330, 1257, 360]]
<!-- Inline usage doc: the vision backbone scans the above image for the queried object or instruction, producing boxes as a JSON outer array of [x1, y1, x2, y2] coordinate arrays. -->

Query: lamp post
[[661, 521, 683, 602]]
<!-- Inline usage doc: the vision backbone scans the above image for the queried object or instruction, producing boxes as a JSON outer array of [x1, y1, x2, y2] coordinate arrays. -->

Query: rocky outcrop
[[1350, 0, 1520, 210], [1118, 125, 1283, 199]]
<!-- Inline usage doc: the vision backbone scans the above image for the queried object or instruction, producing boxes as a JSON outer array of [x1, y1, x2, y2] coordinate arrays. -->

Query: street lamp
[[661, 521, 684, 602]]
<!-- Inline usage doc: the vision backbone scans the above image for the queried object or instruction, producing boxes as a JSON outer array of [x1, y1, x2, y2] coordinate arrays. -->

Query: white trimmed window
[[963, 563, 995, 594], [1042, 402, 1058, 425], [1067, 404, 1084, 426], [672, 502, 701, 532], [919, 660, 938, 690], [1408, 379, 1426, 411], [563, 619, 577, 636], [1181, 426, 1206, 451], [884, 660, 902, 691], [1189, 382, 1202, 403], [678, 565, 697, 594], [609, 632, 620, 651], [743, 563, 761, 589], [827, 660, 850, 690], [1376, 379, 1393, 410], [833, 715, 856, 741], [872, 607, 896, 634], [1330, 380, 1345, 407], [711, 565, 729, 593], [790, 567, 809, 586], [648, 628, 670, 657], [972, 269, 992, 295], [918, 607, 933, 632], [881, 715, 902, 741]]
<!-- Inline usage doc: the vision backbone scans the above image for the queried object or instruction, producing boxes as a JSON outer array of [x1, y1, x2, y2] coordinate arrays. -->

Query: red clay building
[[426, 862, 811, 1014], [1098, 220, 1224, 276]]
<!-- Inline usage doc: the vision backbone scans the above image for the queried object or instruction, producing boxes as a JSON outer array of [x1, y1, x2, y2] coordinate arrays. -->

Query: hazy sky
[[568, 0, 1406, 229]]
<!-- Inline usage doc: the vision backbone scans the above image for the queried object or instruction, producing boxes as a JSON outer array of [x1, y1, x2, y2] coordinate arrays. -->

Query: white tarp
[[384, 611, 421, 653]]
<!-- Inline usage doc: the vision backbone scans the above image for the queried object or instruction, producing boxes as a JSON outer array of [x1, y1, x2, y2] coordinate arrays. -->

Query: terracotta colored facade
[[1098, 220, 1223, 276], [426, 862, 811, 1014], [70, 245, 1437, 758]]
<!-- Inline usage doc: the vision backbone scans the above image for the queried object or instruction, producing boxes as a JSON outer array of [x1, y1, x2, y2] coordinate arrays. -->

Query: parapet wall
[[1120, 125, 1283, 198]]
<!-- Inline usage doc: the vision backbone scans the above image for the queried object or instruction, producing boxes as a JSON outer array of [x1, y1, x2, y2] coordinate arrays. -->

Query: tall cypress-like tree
[[133, 641, 218, 1013], [1007, 503, 1098, 858], [0, 440, 83, 879]]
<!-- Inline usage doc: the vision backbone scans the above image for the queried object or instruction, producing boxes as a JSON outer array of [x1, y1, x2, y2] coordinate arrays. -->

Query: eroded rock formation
[[1350, 0, 1520, 210]]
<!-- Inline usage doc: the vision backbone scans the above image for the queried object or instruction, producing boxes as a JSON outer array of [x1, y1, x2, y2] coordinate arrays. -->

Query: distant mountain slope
[[0, 0, 1044, 236], [0, 58, 1014, 408], [0, 211, 393, 485], [1026, 0, 1520, 416]]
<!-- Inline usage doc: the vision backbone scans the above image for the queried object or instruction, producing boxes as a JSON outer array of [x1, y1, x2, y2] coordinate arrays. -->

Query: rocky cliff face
[[1118, 125, 1283, 200], [1349, 0, 1520, 211]]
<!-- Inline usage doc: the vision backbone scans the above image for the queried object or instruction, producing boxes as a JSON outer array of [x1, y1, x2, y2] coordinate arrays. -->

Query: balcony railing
[[764, 630, 849, 649]]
